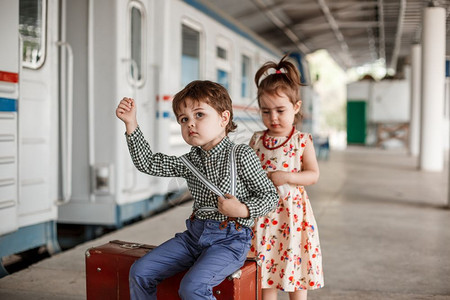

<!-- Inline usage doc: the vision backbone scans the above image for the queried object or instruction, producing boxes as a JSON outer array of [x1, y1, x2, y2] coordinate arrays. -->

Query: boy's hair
[[254, 54, 304, 122], [172, 80, 237, 134]]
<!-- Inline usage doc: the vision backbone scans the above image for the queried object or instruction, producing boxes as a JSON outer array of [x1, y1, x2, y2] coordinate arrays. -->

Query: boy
[[116, 80, 278, 299]]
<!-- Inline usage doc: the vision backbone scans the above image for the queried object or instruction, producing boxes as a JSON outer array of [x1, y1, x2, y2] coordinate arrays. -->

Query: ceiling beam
[[294, 21, 379, 31], [330, 1, 379, 10], [315, 0, 353, 67], [378, 0, 386, 65], [334, 10, 377, 19], [250, 0, 310, 54], [389, 0, 406, 72], [305, 34, 344, 47], [234, 1, 321, 21]]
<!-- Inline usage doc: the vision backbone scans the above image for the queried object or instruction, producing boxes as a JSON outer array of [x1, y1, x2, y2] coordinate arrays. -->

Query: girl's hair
[[172, 80, 237, 134], [254, 54, 303, 122]]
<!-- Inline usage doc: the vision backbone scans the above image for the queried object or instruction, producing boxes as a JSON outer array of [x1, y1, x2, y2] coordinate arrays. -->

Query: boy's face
[[177, 98, 230, 151]]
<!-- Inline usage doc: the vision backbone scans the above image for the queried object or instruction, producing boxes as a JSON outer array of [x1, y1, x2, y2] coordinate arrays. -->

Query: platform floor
[[0, 146, 449, 300]]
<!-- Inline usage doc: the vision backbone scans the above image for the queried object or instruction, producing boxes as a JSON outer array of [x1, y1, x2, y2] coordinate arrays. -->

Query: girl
[[249, 55, 324, 300]]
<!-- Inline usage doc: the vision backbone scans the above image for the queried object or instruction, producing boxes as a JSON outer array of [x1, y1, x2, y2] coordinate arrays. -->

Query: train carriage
[[1, 0, 61, 276]]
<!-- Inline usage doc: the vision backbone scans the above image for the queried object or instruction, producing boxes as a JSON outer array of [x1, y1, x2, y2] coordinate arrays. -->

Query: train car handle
[[55, 41, 74, 204]]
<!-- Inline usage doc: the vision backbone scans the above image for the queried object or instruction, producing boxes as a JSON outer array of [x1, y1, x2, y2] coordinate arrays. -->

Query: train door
[[117, 0, 158, 206], [0, 1, 20, 238], [56, 0, 159, 229], [18, 0, 60, 230]]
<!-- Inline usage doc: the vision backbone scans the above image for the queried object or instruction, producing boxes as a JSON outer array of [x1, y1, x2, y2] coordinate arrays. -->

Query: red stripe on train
[[0, 71, 19, 83], [156, 95, 173, 101]]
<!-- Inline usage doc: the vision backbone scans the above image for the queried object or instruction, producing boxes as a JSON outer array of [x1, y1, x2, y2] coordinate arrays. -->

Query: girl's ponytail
[[254, 60, 278, 87], [277, 54, 301, 87]]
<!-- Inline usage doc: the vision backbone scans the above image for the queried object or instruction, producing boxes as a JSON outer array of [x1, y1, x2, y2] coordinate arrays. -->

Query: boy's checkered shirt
[[126, 127, 278, 228]]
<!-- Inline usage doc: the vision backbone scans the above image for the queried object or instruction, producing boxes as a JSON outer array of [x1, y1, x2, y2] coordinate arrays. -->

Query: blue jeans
[[129, 218, 252, 300]]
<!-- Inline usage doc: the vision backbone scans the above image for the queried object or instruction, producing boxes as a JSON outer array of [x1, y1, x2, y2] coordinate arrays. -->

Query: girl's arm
[[269, 137, 320, 186]]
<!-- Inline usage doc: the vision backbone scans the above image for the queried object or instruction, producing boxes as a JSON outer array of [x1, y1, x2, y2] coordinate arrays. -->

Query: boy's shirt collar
[[195, 136, 232, 158]]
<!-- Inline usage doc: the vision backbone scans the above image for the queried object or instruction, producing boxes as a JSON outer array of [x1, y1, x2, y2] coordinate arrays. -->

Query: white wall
[[370, 80, 410, 122]]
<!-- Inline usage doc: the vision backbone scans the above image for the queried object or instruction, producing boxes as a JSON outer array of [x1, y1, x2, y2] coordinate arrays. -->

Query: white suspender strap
[[180, 144, 238, 199], [180, 156, 224, 198], [229, 144, 237, 196]]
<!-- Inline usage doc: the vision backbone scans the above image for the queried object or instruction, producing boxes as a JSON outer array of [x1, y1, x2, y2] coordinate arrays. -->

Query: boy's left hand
[[218, 194, 249, 218]]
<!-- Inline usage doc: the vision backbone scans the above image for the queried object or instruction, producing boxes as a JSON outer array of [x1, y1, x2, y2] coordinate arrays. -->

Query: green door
[[347, 101, 366, 144]]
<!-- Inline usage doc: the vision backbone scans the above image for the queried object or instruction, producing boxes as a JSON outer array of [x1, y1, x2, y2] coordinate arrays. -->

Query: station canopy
[[204, 0, 450, 73]]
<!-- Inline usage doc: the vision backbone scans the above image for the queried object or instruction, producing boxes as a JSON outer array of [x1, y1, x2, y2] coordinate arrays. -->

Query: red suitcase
[[85, 240, 261, 299]]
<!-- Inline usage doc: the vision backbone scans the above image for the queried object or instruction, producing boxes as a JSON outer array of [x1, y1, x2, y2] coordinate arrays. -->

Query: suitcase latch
[[227, 269, 242, 280]]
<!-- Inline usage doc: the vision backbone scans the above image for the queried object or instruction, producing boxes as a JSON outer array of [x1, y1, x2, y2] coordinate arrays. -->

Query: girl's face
[[259, 92, 301, 136], [177, 98, 230, 151]]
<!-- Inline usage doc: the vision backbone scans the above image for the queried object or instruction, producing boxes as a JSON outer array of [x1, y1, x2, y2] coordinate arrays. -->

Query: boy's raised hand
[[116, 97, 138, 134]]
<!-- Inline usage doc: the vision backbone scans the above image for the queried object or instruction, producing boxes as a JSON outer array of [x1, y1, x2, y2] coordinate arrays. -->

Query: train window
[[217, 47, 227, 60], [216, 37, 232, 91], [217, 69, 229, 90], [128, 1, 146, 86], [19, 0, 47, 69], [131, 7, 142, 81], [182, 25, 200, 87], [241, 55, 251, 98]]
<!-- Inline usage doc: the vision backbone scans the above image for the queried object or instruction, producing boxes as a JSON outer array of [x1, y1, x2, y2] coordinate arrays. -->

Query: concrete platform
[[0, 146, 449, 299]]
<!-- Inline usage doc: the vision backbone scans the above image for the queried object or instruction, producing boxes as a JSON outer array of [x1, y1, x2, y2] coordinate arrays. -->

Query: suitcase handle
[[120, 243, 143, 249], [109, 240, 156, 250]]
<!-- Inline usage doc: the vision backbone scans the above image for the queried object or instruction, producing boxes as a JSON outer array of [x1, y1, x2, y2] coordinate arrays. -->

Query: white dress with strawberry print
[[249, 130, 324, 291]]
